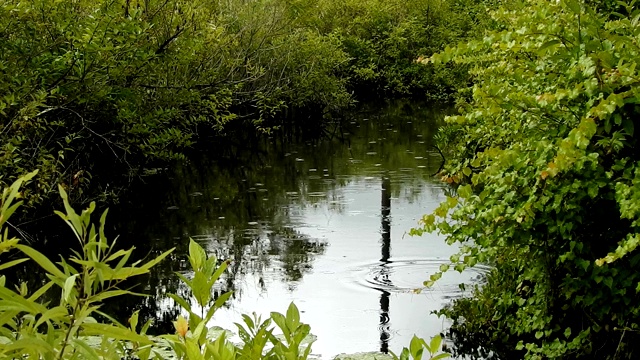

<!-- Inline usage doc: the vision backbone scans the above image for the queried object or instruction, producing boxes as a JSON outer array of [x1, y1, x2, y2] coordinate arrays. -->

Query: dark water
[[105, 101, 487, 358]]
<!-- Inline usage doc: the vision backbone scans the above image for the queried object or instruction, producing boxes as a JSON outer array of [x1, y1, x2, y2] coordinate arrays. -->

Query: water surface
[[112, 101, 484, 358]]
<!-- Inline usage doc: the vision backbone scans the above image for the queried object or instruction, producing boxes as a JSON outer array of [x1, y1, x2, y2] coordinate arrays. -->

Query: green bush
[[300, 0, 484, 99], [413, 0, 640, 358]]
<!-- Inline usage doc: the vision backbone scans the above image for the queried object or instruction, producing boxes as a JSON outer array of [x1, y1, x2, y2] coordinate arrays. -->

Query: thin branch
[[430, 144, 446, 176]]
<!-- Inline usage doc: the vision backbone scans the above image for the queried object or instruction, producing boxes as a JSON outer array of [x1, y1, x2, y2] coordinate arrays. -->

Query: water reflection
[[380, 175, 392, 353], [101, 101, 482, 357]]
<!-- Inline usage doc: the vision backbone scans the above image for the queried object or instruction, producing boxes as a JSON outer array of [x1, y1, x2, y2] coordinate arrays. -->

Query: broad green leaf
[[564, 0, 581, 14], [185, 338, 205, 360], [189, 239, 207, 271], [286, 302, 300, 329], [429, 334, 442, 354], [457, 184, 472, 199], [191, 271, 212, 306], [191, 317, 207, 341], [410, 335, 421, 357], [271, 312, 289, 339]]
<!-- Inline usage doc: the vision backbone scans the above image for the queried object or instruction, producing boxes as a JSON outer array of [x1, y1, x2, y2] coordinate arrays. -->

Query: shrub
[[413, 0, 640, 358]]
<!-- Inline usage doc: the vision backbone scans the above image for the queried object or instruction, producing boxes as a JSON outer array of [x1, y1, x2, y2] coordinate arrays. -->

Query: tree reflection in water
[[379, 175, 392, 353], [12, 101, 448, 338]]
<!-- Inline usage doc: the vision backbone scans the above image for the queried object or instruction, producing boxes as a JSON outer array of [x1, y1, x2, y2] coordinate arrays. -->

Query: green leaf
[[191, 272, 212, 306], [189, 239, 207, 271], [72, 338, 101, 360], [400, 347, 410, 360], [91, 289, 145, 303], [458, 184, 472, 199], [28, 281, 55, 302], [185, 337, 205, 360], [139, 248, 175, 272], [56, 185, 84, 242], [0, 258, 28, 271], [1, 203, 23, 228], [537, 40, 561, 54], [206, 291, 233, 322], [431, 354, 451, 360], [141, 319, 153, 335], [3, 336, 54, 354], [286, 302, 300, 329], [410, 335, 422, 357], [105, 249, 132, 263], [35, 306, 68, 328], [82, 323, 154, 344], [191, 317, 208, 341], [429, 334, 443, 354], [15, 245, 67, 279], [63, 274, 78, 303], [129, 310, 140, 331], [565, 0, 581, 15], [168, 294, 192, 312], [271, 312, 289, 339], [210, 259, 229, 285]]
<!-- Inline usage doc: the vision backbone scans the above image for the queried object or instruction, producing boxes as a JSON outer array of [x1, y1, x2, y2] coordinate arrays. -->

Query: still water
[[111, 101, 485, 358]]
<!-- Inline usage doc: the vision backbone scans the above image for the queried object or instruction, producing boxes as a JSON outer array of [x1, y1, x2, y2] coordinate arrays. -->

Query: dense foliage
[[0, 0, 345, 206], [412, 0, 640, 358], [293, 0, 486, 98], [0, 0, 482, 209]]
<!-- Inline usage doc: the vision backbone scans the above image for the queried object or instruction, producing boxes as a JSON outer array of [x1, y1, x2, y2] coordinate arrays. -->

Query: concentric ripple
[[348, 258, 491, 296]]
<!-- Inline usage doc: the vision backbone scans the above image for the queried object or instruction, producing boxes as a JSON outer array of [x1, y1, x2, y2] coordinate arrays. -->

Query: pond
[[107, 101, 486, 358]]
